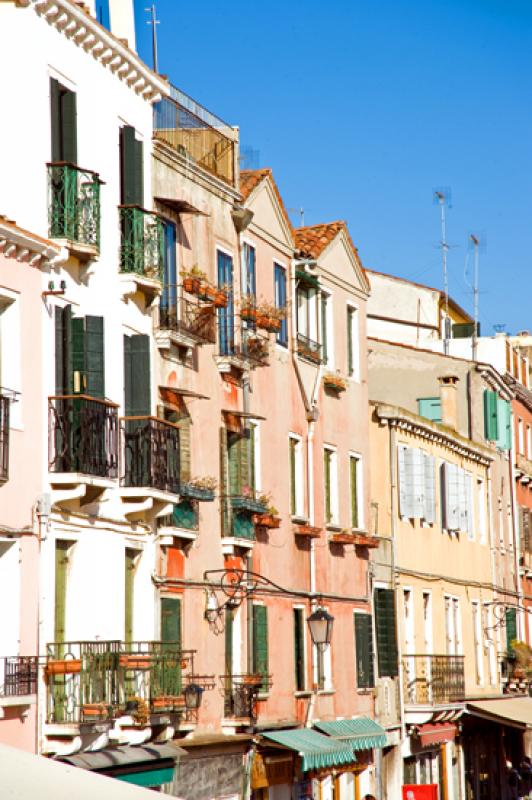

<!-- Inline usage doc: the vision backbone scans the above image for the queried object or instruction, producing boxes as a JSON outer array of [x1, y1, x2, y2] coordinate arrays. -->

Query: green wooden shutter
[[120, 126, 142, 206], [417, 397, 442, 423], [61, 88, 77, 165], [124, 334, 150, 416], [484, 390, 499, 441], [374, 588, 399, 678], [293, 608, 305, 691], [228, 432, 242, 495], [134, 137, 144, 208], [220, 427, 229, 536], [324, 449, 332, 523], [347, 308, 354, 375], [85, 316, 104, 399], [289, 438, 296, 515], [55, 305, 73, 394], [50, 78, 62, 162], [355, 613, 375, 689], [54, 541, 70, 644], [178, 419, 191, 482], [71, 316, 85, 394], [506, 608, 517, 657], [253, 604, 269, 689], [249, 424, 256, 491], [161, 597, 181, 645], [124, 549, 136, 643], [350, 456, 359, 529]]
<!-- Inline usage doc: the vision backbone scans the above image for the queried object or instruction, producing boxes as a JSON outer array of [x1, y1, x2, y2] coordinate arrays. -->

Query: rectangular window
[[350, 455, 361, 529], [505, 607, 517, 657], [95, 0, 110, 28], [374, 588, 399, 678], [242, 242, 256, 298], [50, 78, 77, 164], [477, 477, 487, 543], [354, 612, 375, 689], [161, 597, 182, 647], [289, 435, 304, 518], [274, 264, 288, 346], [217, 250, 234, 356], [320, 291, 333, 367], [293, 608, 306, 691], [323, 447, 338, 525], [56, 306, 105, 398], [472, 601, 484, 685], [124, 334, 150, 416], [0, 293, 22, 429], [496, 397, 512, 451], [484, 603, 497, 685], [445, 596, 462, 656], [124, 548, 137, 643], [161, 220, 177, 313], [422, 591, 432, 654], [417, 397, 442, 423], [483, 390, 498, 441], [54, 541, 71, 643], [252, 604, 269, 691], [397, 445, 435, 523], [347, 305, 359, 379]]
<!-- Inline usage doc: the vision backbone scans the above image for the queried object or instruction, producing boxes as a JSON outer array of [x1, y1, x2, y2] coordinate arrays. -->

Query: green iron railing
[[48, 162, 102, 251], [119, 205, 164, 280]]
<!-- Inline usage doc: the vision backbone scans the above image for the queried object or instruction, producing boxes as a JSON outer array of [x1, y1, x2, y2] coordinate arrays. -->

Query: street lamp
[[307, 607, 334, 647], [183, 683, 204, 711]]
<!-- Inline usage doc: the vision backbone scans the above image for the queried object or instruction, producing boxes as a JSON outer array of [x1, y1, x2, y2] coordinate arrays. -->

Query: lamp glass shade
[[307, 607, 334, 646], [184, 683, 204, 710]]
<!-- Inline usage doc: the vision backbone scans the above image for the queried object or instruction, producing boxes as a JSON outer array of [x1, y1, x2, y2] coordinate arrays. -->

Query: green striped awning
[[261, 728, 355, 772], [314, 718, 387, 750]]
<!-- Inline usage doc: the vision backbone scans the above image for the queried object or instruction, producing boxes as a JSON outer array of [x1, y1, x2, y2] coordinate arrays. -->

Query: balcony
[[0, 394, 9, 483], [47, 162, 101, 259], [154, 85, 236, 187], [402, 654, 465, 706], [121, 417, 180, 506], [157, 295, 216, 351], [221, 674, 272, 722], [48, 396, 119, 490], [296, 333, 322, 365], [240, 328, 269, 368], [0, 656, 38, 702], [45, 641, 196, 725], [119, 205, 164, 298]]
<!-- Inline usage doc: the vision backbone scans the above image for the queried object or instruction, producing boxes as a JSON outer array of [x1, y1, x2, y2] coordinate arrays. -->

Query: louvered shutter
[[85, 316, 104, 399], [120, 126, 142, 206], [178, 419, 191, 482], [374, 588, 399, 678], [321, 293, 328, 365], [503, 402, 512, 451], [484, 390, 498, 441], [225, 606, 233, 676], [54, 541, 70, 644], [161, 597, 181, 645], [443, 463, 460, 531], [465, 473, 474, 538], [220, 427, 229, 536], [355, 613, 375, 689], [418, 398, 442, 423], [350, 456, 359, 528], [71, 316, 85, 394], [423, 454, 435, 524], [134, 137, 144, 208], [124, 334, 150, 415], [324, 449, 332, 523], [506, 608, 517, 656], [50, 78, 62, 162], [253, 605, 269, 690], [524, 510, 531, 554], [124, 549, 135, 643], [289, 438, 297, 515], [458, 468, 468, 533], [410, 448, 425, 518], [240, 429, 250, 492], [55, 305, 73, 394], [61, 88, 77, 165], [347, 308, 354, 376], [398, 445, 412, 518]]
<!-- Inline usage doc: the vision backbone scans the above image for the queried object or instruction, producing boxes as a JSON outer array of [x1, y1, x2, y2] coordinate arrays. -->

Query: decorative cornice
[[0, 217, 66, 268], [475, 363, 513, 401], [27, 0, 169, 102], [373, 402, 493, 466]]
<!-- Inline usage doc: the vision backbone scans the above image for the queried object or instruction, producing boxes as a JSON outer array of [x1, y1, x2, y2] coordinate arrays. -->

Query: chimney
[[438, 375, 459, 430]]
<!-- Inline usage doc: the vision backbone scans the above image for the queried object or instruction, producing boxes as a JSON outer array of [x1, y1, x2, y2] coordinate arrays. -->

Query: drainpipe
[[389, 423, 406, 743], [36, 493, 51, 756]]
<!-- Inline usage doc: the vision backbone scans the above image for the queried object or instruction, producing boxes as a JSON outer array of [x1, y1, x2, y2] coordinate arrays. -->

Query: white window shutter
[[411, 448, 425, 518], [465, 473, 474, 538], [444, 462, 460, 531], [423, 454, 436, 524], [398, 445, 411, 517], [458, 468, 468, 532]]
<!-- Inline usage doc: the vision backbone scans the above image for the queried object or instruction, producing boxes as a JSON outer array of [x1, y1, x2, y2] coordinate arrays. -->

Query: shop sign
[[402, 785, 438, 800]]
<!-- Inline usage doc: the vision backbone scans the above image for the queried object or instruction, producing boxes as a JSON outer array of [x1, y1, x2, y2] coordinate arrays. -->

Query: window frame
[[346, 303, 360, 381], [323, 445, 339, 526], [289, 434, 304, 519], [349, 452, 363, 530], [274, 263, 288, 347]]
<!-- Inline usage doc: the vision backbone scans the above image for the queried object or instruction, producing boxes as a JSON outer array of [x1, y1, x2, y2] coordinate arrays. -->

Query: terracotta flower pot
[[253, 513, 281, 529], [82, 703, 108, 719], [214, 291, 228, 308], [241, 307, 257, 321], [119, 655, 152, 670], [46, 659, 82, 675]]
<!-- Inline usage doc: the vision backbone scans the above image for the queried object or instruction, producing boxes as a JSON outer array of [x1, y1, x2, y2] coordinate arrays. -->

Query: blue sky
[[135, 0, 532, 334]]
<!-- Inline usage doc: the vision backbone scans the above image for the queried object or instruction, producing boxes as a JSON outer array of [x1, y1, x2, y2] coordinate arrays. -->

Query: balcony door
[[123, 334, 151, 487], [161, 220, 177, 315], [217, 250, 234, 355], [160, 597, 182, 697]]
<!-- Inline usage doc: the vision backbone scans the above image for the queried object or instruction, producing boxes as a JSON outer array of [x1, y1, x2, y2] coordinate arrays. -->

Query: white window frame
[[293, 604, 308, 693], [289, 433, 305, 519], [0, 289, 22, 430], [472, 600, 484, 686], [323, 445, 339, 526], [422, 591, 433, 655], [320, 289, 334, 369], [347, 302, 360, 382], [403, 588, 415, 655], [527, 425, 532, 459], [349, 451, 364, 530], [477, 477, 487, 544]]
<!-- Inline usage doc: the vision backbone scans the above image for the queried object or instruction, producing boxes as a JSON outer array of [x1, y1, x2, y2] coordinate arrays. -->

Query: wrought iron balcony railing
[[159, 296, 216, 345], [0, 394, 9, 483], [0, 656, 38, 697], [296, 333, 322, 364], [49, 395, 119, 479], [119, 205, 164, 281], [154, 85, 236, 187], [241, 328, 269, 367], [402, 654, 465, 705], [122, 416, 180, 495], [46, 640, 196, 724], [48, 162, 102, 252], [221, 674, 272, 721]]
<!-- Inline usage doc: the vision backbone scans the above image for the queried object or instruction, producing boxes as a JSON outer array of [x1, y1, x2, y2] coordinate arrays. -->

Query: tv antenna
[[288, 207, 305, 227], [470, 234, 480, 360], [434, 189, 451, 354], [146, 4, 160, 73]]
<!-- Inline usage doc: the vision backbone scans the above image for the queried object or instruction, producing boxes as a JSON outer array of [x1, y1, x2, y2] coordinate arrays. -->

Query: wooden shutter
[[443, 462, 460, 531], [61, 88, 77, 165], [84, 316, 104, 398], [398, 445, 411, 517], [355, 613, 375, 689], [410, 448, 425, 518], [124, 334, 150, 416], [120, 126, 142, 206], [465, 473, 474, 537], [350, 456, 359, 528], [161, 597, 182, 646], [253, 604, 269, 688], [293, 608, 305, 691], [289, 438, 297, 515], [484, 390, 498, 441], [321, 294, 328, 365], [54, 541, 70, 644], [71, 316, 85, 394], [324, 449, 332, 523], [423, 454, 435, 525], [134, 137, 144, 208], [374, 588, 398, 678], [50, 78, 62, 162], [55, 305, 72, 394], [124, 549, 136, 643], [505, 608, 517, 656], [418, 397, 442, 423], [178, 419, 191, 482]]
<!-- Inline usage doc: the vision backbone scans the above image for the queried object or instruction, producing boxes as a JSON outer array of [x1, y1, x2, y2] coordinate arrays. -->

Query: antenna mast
[[470, 234, 479, 361], [435, 191, 450, 354], [146, 4, 160, 73]]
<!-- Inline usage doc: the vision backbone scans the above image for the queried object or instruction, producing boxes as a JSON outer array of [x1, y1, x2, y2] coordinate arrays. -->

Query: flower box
[[82, 703, 109, 719], [242, 674, 263, 687], [253, 513, 281, 529], [183, 277, 201, 295], [241, 305, 257, 322], [46, 658, 82, 675], [231, 496, 268, 514], [256, 314, 281, 333], [180, 483, 215, 502], [119, 655, 152, 670], [352, 533, 379, 548], [294, 524, 322, 539], [323, 374, 348, 392], [330, 532, 356, 545], [214, 290, 228, 308], [198, 283, 217, 302]]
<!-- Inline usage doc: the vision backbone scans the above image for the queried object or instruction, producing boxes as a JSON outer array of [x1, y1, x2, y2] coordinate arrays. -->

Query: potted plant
[[323, 373, 348, 392], [330, 529, 356, 544], [181, 476, 217, 502], [46, 657, 82, 675], [255, 302, 284, 333], [214, 285, 229, 308], [510, 640, 532, 680], [124, 696, 150, 726], [253, 494, 281, 528], [243, 674, 263, 686], [246, 335, 268, 361], [81, 702, 109, 720], [181, 265, 207, 296]]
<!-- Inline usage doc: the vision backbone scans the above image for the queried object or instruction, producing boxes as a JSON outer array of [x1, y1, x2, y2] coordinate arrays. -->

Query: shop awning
[[415, 722, 457, 747], [261, 728, 355, 772], [58, 743, 184, 787], [314, 718, 387, 750], [466, 697, 532, 729]]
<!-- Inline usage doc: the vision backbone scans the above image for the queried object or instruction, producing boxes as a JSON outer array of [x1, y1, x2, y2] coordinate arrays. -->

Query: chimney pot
[[438, 375, 459, 429]]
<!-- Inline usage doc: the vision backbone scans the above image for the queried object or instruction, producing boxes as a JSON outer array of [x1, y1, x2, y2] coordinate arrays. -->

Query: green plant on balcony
[[48, 163, 102, 251], [231, 485, 268, 514], [119, 206, 164, 280], [180, 476, 217, 502], [255, 301, 285, 333], [323, 372, 348, 392], [240, 295, 257, 321], [510, 640, 532, 679]]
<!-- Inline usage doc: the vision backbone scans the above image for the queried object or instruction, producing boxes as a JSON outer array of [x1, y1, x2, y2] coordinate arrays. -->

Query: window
[[320, 291, 333, 367], [296, 282, 321, 363], [441, 462, 473, 534], [217, 250, 234, 355], [123, 334, 150, 415], [161, 220, 177, 314], [505, 607, 517, 656], [472, 601, 484, 685], [484, 390, 511, 450], [252, 604, 269, 691], [403, 589, 414, 654], [124, 547, 138, 642], [95, 0, 110, 28], [0, 293, 22, 429], [519, 418, 525, 455], [417, 397, 442, 423], [161, 597, 182, 647], [323, 446, 338, 525], [444, 596, 462, 656], [484, 603, 497, 685], [347, 305, 359, 379], [293, 608, 306, 691], [289, 435, 304, 518], [242, 242, 256, 299], [397, 445, 435, 524], [477, 477, 487, 543], [350, 455, 362, 529], [50, 78, 77, 164], [274, 264, 288, 346], [55, 540, 72, 643], [527, 425, 532, 459], [119, 126, 143, 206], [423, 591, 432, 654], [374, 588, 399, 678], [354, 612, 375, 689], [56, 306, 105, 398]]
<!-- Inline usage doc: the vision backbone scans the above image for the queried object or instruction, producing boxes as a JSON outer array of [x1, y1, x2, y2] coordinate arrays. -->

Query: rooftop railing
[[402, 654, 465, 705], [48, 163, 101, 253]]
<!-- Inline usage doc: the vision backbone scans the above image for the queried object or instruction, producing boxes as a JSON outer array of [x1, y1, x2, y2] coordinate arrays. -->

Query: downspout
[[36, 494, 50, 756], [389, 423, 406, 743]]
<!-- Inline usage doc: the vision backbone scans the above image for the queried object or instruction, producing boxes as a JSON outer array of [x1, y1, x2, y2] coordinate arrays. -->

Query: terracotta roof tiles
[[239, 169, 294, 237]]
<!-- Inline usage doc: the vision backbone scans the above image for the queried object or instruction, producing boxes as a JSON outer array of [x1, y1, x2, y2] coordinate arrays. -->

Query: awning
[[466, 697, 532, 729], [58, 743, 183, 787], [415, 722, 457, 747], [296, 269, 320, 289], [314, 717, 387, 750], [261, 728, 355, 772]]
